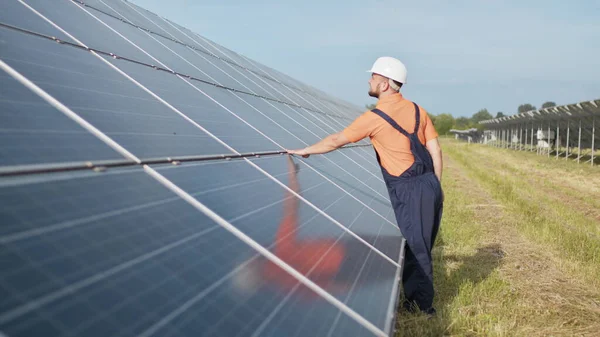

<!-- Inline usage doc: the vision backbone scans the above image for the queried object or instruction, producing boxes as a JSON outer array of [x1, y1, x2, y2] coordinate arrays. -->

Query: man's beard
[[368, 89, 379, 98]]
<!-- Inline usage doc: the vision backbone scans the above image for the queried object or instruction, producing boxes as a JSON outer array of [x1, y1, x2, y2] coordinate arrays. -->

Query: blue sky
[[131, 0, 600, 117]]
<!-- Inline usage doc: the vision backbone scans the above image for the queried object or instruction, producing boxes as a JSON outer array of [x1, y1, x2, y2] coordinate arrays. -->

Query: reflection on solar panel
[[480, 99, 600, 165], [0, 1, 405, 336]]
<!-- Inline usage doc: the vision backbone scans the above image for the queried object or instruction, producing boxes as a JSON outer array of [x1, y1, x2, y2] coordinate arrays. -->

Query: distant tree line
[[364, 101, 557, 135]]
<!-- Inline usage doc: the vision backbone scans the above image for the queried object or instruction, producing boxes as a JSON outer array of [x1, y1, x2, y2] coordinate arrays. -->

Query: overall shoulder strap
[[371, 108, 410, 137], [412, 103, 421, 134]]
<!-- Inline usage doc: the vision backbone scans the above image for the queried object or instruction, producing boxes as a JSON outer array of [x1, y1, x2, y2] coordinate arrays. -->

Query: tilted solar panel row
[[0, 1, 405, 336]]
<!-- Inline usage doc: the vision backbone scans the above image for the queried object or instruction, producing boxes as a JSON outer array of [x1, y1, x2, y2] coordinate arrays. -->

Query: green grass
[[395, 139, 600, 336], [445, 142, 600, 286]]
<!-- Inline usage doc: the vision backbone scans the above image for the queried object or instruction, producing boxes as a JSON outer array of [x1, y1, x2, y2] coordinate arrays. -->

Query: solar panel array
[[0, 1, 405, 336], [480, 99, 599, 164]]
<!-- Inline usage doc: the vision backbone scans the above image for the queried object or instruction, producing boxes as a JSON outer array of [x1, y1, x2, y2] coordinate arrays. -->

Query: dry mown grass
[[395, 139, 600, 337]]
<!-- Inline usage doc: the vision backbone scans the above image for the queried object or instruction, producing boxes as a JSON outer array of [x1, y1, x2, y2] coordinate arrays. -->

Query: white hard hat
[[367, 56, 407, 84]]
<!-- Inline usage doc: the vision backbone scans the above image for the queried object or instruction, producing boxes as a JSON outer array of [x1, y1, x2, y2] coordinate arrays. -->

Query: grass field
[[395, 138, 600, 337]]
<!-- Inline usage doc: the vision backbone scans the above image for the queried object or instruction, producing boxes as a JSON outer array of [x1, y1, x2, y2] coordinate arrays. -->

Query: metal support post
[[566, 120, 570, 160], [556, 122, 560, 159], [577, 119, 582, 163], [548, 124, 551, 157], [525, 126, 528, 151], [520, 125, 523, 151], [592, 117, 595, 167], [511, 127, 514, 150], [531, 123, 534, 152]]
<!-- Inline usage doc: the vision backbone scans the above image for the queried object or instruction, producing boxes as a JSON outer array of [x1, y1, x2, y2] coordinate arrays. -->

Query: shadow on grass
[[395, 236, 505, 336]]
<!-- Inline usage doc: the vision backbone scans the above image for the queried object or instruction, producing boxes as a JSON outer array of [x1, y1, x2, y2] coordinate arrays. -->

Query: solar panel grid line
[[139, 21, 293, 109], [0, 194, 179, 245], [225, 181, 329, 225], [97, 0, 263, 99], [137, 163, 385, 337], [309, 119, 377, 167], [0, 222, 222, 325], [288, 113, 384, 184], [248, 282, 304, 337], [234, 52, 377, 154], [189, 31, 358, 116], [249, 205, 369, 337], [215, 58, 385, 182], [122, 30, 396, 221], [98, 0, 353, 120], [324, 210, 390, 336], [64, 1, 293, 144], [2, 14, 340, 120], [63, 241, 256, 337], [0, 254, 69, 335], [214, 69, 385, 185], [324, 249, 374, 337], [282, 114, 378, 172], [112, 31, 318, 151], [384, 237, 405, 335], [162, 16, 351, 121], [5, 207, 191, 307], [70, 0, 358, 157], [296, 160, 397, 228], [211, 52, 376, 155], [0, 20, 219, 87], [280, 157, 399, 235], [246, 159, 399, 267], [143, 166, 389, 337], [72, 0, 286, 90], [192, 31, 357, 120], [146, 11, 320, 119], [5, 197, 218, 335], [0, 58, 138, 164], [10, 0, 250, 158], [2, 167, 285, 246], [76, 0, 396, 227], [91, 0, 324, 150], [69, 223, 240, 337], [133, 253, 264, 337], [236, 61, 346, 119], [183, 32, 283, 89]]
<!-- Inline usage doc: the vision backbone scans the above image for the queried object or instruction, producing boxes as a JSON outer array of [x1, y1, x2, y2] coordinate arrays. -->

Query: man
[[287, 56, 444, 315]]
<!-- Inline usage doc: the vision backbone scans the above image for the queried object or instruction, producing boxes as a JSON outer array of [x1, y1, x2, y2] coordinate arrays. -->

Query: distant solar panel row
[[0, 1, 404, 337], [480, 99, 599, 163], [480, 99, 600, 128]]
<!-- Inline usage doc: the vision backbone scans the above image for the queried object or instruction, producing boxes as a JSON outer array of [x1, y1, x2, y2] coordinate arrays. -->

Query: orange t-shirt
[[342, 92, 438, 176]]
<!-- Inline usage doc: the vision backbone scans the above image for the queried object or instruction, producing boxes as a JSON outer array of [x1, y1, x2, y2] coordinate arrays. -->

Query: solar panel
[[0, 1, 405, 336], [480, 98, 599, 159]]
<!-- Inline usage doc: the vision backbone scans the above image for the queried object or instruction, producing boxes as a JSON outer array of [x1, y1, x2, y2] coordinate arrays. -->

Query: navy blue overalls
[[371, 103, 443, 312]]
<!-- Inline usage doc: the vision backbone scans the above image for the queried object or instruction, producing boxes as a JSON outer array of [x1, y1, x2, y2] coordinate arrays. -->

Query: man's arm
[[287, 132, 351, 158], [426, 138, 443, 182]]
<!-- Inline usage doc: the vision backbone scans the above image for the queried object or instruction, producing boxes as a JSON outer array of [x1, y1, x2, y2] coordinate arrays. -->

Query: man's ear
[[380, 81, 390, 92]]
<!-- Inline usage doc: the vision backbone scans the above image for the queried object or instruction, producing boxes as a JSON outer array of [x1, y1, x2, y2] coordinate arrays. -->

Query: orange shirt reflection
[[263, 156, 349, 295]]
